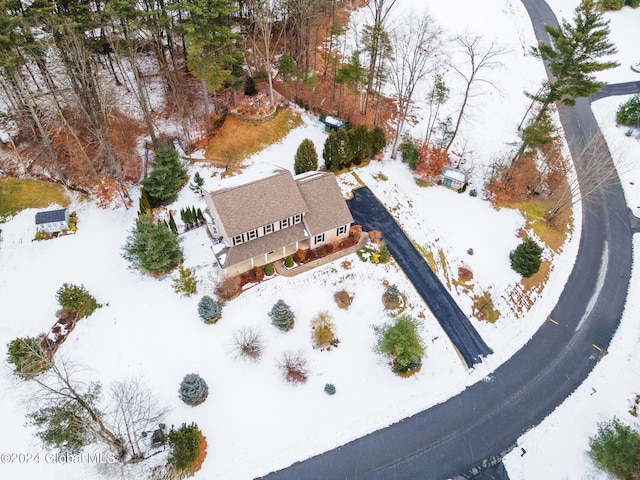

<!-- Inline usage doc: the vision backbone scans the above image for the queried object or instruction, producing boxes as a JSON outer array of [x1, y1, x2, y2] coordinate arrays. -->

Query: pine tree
[[294, 139, 318, 175], [123, 214, 183, 273], [197, 208, 205, 223], [6, 337, 48, 378], [178, 374, 209, 406], [589, 418, 640, 479], [244, 76, 258, 96], [167, 423, 202, 471], [349, 125, 373, 165], [56, 284, 101, 319], [189, 172, 205, 195], [143, 141, 188, 206], [510, 238, 543, 277], [198, 295, 222, 323], [269, 299, 295, 331], [168, 212, 178, 234], [374, 315, 425, 374], [323, 129, 352, 172]]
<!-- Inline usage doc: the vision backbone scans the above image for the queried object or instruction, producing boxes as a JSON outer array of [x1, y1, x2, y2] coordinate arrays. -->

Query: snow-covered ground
[[0, 1, 639, 480]]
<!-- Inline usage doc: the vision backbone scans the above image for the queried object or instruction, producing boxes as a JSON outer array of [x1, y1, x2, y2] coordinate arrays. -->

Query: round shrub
[[374, 316, 425, 375], [178, 373, 209, 406], [598, 0, 624, 9], [167, 423, 203, 472], [263, 263, 275, 276], [616, 94, 640, 127], [284, 255, 294, 268], [198, 295, 221, 324], [56, 283, 100, 319], [324, 383, 336, 395], [269, 299, 295, 332], [510, 238, 543, 277]]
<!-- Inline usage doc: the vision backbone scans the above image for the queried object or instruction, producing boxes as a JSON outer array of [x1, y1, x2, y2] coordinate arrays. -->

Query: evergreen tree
[[370, 126, 387, 156], [178, 374, 209, 406], [198, 295, 222, 323], [197, 208, 205, 222], [167, 423, 202, 471], [589, 418, 640, 479], [510, 238, 543, 277], [374, 315, 425, 374], [143, 141, 188, 206], [269, 299, 295, 331], [349, 124, 373, 164], [294, 139, 318, 175], [56, 284, 101, 319], [123, 214, 183, 273], [168, 212, 178, 234], [172, 265, 198, 296], [323, 129, 352, 172], [139, 189, 152, 216], [399, 136, 419, 170], [189, 172, 205, 195], [6, 337, 48, 378], [244, 76, 258, 96]]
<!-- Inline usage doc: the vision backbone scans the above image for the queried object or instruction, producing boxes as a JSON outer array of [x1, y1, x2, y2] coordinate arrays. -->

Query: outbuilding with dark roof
[[35, 208, 70, 233]]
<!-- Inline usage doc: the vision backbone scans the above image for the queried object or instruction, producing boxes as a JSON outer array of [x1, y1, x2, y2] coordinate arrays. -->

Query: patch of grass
[[0, 178, 70, 220], [372, 171, 388, 181], [521, 258, 551, 293], [508, 201, 569, 252], [205, 108, 302, 165], [472, 291, 500, 323]]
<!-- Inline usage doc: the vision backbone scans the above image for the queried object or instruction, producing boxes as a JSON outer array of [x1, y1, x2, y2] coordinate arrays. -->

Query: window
[[293, 213, 303, 224], [211, 224, 218, 235], [247, 229, 258, 241], [233, 234, 244, 246], [264, 223, 274, 235], [280, 218, 290, 229], [337, 225, 347, 236], [314, 233, 325, 245]]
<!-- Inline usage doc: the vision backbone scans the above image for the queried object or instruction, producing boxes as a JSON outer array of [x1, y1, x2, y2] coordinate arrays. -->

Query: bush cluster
[[374, 316, 425, 375], [616, 95, 640, 127], [167, 423, 203, 471], [323, 125, 386, 172]]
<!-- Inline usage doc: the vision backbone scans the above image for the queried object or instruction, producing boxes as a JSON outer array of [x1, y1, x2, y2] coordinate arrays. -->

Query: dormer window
[[294, 213, 303, 224], [247, 229, 258, 240], [337, 225, 347, 236], [280, 218, 290, 229], [233, 234, 244, 246], [264, 223, 274, 235]]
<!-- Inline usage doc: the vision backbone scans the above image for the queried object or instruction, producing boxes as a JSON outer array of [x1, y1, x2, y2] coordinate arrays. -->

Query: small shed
[[439, 166, 468, 190], [35, 208, 70, 233], [319, 115, 349, 132]]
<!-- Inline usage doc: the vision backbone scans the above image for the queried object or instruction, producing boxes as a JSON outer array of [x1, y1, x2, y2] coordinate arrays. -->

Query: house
[[319, 115, 349, 132], [202, 167, 354, 276], [35, 208, 70, 233], [439, 166, 468, 190]]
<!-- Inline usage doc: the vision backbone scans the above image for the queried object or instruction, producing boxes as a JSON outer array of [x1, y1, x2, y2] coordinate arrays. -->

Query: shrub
[[311, 311, 339, 349], [294, 248, 307, 263], [334, 290, 354, 309], [598, 0, 625, 9], [269, 299, 295, 331], [374, 316, 425, 375], [263, 263, 275, 276], [510, 238, 543, 277], [379, 241, 390, 263], [233, 327, 263, 361], [399, 136, 419, 170], [7, 337, 49, 377], [323, 128, 352, 171], [214, 276, 242, 300], [627, 0, 640, 7], [382, 284, 401, 310], [589, 418, 640, 479], [278, 351, 308, 384], [284, 255, 294, 268], [324, 383, 336, 395], [349, 124, 373, 164], [178, 374, 209, 406], [172, 265, 198, 296], [167, 423, 203, 472], [294, 139, 319, 175], [56, 283, 100, 319], [254, 265, 264, 281], [370, 126, 387, 156], [198, 296, 221, 323], [616, 95, 640, 127]]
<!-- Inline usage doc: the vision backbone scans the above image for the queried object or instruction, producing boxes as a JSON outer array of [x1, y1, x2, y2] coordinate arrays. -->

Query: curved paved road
[[347, 187, 492, 367], [261, 1, 635, 478]]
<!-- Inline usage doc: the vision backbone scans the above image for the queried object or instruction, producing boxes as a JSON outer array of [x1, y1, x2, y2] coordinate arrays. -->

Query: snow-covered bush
[[198, 296, 221, 324], [178, 374, 209, 406], [269, 299, 295, 331]]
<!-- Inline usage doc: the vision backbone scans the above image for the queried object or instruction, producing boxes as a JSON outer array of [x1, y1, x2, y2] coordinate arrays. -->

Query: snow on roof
[[441, 166, 467, 183], [324, 115, 347, 127], [35, 209, 67, 225]]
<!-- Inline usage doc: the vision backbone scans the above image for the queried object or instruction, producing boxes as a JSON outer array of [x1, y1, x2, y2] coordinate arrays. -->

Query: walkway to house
[[273, 233, 370, 277], [346, 186, 492, 367]]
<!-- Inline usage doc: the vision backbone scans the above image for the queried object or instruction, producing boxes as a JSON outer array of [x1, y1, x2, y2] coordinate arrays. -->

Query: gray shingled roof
[[295, 172, 353, 235], [35, 209, 67, 225], [220, 223, 307, 267], [204, 169, 308, 237]]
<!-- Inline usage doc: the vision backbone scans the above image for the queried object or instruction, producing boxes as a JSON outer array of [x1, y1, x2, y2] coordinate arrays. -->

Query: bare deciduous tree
[[445, 34, 507, 153], [388, 12, 442, 159]]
